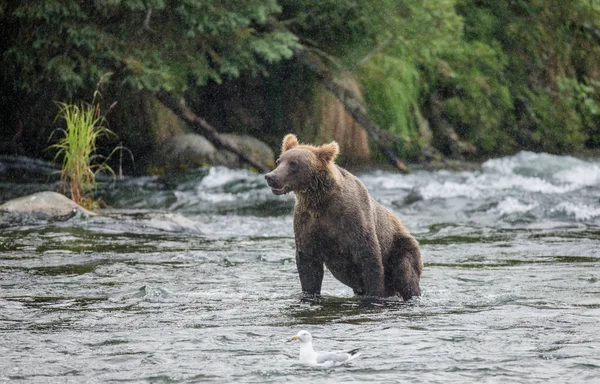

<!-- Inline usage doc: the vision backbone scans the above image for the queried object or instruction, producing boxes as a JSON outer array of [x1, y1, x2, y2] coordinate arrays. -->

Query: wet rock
[[0, 191, 95, 219], [404, 190, 424, 205], [136, 212, 203, 233], [156, 133, 218, 172], [314, 76, 371, 165], [97, 210, 202, 234]]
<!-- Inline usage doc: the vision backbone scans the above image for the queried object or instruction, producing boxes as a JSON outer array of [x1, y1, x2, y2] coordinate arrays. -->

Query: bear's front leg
[[296, 249, 324, 296]]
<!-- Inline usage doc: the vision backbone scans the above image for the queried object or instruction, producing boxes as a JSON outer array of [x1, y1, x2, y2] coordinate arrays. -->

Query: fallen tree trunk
[[294, 48, 409, 173], [426, 91, 476, 158], [155, 91, 272, 173]]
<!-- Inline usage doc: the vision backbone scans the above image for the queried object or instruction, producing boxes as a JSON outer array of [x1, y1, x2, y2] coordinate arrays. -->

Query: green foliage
[[360, 55, 420, 140], [278, 0, 392, 57], [345, 0, 513, 157], [435, 40, 515, 154], [557, 77, 600, 146], [455, 0, 600, 153], [2, 0, 299, 96], [520, 88, 587, 153], [354, 0, 600, 157], [3, 0, 600, 164], [356, 0, 600, 157], [50, 89, 120, 210]]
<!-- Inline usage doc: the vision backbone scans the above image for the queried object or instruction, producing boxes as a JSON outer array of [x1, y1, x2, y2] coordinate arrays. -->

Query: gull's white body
[[291, 330, 360, 367]]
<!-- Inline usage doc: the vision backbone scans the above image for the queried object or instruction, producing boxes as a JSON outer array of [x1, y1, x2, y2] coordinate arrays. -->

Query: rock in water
[[0, 191, 95, 219]]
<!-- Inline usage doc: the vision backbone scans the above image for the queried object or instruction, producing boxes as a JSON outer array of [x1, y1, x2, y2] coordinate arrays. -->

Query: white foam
[[419, 180, 482, 199], [416, 152, 599, 200], [493, 197, 539, 216], [359, 171, 413, 190], [482, 151, 536, 174], [484, 174, 577, 194], [199, 166, 258, 189], [482, 151, 581, 176], [191, 166, 271, 204], [553, 164, 600, 187], [416, 173, 576, 200], [552, 202, 600, 221], [195, 190, 238, 203]]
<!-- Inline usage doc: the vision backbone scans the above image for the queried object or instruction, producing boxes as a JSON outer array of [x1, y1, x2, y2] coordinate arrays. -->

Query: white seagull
[[290, 330, 361, 367]]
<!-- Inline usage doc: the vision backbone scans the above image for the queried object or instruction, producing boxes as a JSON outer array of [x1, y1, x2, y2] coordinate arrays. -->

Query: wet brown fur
[[265, 134, 422, 300]]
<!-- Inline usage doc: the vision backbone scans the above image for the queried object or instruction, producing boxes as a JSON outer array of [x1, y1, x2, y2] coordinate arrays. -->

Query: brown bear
[[265, 134, 422, 300]]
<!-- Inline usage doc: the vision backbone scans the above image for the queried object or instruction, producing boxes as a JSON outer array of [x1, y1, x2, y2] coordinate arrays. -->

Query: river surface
[[1, 152, 599, 383]]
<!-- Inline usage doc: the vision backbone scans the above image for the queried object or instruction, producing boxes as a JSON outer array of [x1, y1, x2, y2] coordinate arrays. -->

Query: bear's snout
[[265, 172, 288, 195], [265, 172, 276, 186]]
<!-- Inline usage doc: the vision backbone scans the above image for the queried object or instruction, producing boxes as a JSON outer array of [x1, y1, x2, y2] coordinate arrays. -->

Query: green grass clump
[[50, 90, 118, 210]]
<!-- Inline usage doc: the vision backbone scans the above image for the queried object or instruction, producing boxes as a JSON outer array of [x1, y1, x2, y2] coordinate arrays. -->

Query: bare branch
[[155, 92, 272, 173], [354, 36, 395, 68], [143, 4, 153, 31], [294, 48, 409, 173]]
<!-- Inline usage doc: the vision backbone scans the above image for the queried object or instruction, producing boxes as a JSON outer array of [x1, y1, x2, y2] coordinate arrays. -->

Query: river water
[[0, 151, 599, 383]]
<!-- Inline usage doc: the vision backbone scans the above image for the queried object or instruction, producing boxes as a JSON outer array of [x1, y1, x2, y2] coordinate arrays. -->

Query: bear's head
[[265, 134, 339, 195]]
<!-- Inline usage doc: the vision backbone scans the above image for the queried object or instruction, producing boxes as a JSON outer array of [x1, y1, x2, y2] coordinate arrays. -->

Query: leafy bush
[[456, 0, 600, 153], [2, 0, 299, 96], [360, 56, 420, 141]]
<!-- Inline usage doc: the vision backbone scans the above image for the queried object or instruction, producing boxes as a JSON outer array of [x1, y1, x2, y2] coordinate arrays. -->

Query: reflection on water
[[1, 152, 599, 383]]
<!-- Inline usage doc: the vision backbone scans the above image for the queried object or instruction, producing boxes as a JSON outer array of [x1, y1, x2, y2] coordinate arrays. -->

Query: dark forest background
[[2, 0, 600, 173]]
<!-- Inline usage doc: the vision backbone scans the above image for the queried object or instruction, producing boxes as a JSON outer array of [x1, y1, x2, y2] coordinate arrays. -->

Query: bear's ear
[[316, 141, 339, 163], [281, 134, 299, 153]]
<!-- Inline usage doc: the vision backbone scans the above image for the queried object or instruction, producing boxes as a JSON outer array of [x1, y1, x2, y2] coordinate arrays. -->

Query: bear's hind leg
[[386, 239, 422, 301], [397, 257, 421, 301]]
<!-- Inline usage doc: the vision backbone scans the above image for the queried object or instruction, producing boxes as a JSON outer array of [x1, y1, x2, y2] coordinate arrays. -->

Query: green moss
[[360, 55, 420, 141], [521, 88, 587, 153]]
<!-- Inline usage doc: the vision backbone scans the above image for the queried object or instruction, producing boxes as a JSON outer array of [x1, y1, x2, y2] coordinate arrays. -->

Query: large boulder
[[155, 133, 218, 172], [154, 133, 274, 173], [0, 191, 95, 219], [216, 134, 275, 169], [106, 90, 189, 173], [0, 191, 202, 233]]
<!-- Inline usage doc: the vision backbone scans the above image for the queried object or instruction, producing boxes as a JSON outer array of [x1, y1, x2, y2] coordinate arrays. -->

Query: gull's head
[[290, 330, 312, 343]]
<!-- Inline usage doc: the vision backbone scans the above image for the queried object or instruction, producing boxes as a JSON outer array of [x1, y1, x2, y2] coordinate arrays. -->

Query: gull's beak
[[290, 335, 299, 341]]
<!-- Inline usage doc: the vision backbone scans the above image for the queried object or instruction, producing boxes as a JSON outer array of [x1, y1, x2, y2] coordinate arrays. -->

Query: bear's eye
[[290, 160, 299, 172], [275, 159, 280, 166]]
